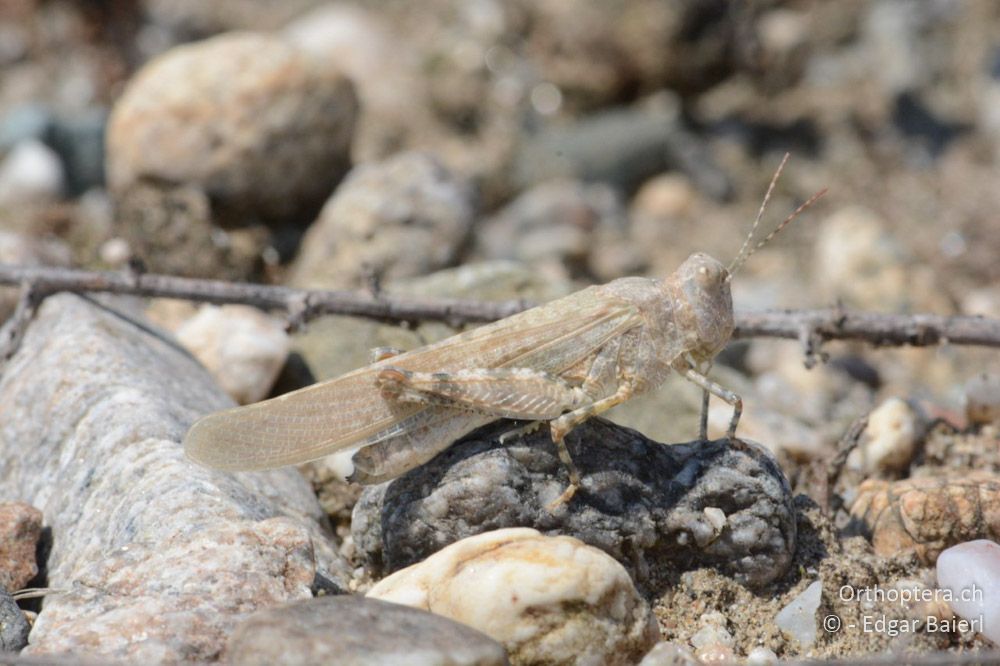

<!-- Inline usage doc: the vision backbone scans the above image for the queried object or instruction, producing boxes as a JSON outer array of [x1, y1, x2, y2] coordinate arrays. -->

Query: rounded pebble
[[290, 151, 474, 289], [174, 305, 290, 405], [106, 32, 357, 224], [847, 397, 919, 474], [966, 373, 1000, 427], [367, 528, 659, 666], [0, 138, 64, 206], [936, 539, 1000, 645]]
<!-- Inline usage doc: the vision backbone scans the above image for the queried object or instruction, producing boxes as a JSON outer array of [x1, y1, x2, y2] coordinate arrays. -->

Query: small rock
[[746, 646, 779, 665], [813, 206, 909, 310], [367, 528, 659, 666], [111, 182, 270, 280], [631, 173, 697, 219], [936, 540, 1000, 645], [514, 96, 730, 199], [227, 595, 508, 666], [289, 151, 474, 289], [847, 398, 920, 475], [775, 580, 823, 650], [46, 107, 107, 196], [689, 611, 735, 662], [849, 473, 1000, 564], [282, 4, 433, 165], [0, 502, 42, 593], [106, 32, 357, 225], [0, 587, 30, 653], [0, 139, 64, 207], [966, 373, 1000, 427], [476, 179, 640, 281], [352, 419, 796, 588], [174, 305, 290, 405], [637, 642, 699, 666]]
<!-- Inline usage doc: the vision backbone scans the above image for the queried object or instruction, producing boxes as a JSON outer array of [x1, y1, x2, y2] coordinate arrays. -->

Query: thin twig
[[5, 264, 1000, 351], [734, 308, 1000, 348], [0, 264, 532, 328]]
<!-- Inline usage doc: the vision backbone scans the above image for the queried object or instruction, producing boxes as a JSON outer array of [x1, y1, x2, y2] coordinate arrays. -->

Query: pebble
[[367, 528, 659, 666], [106, 32, 357, 224], [476, 179, 640, 281], [689, 611, 735, 663], [111, 182, 270, 280], [965, 373, 1000, 427], [227, 595, 508, 666], [0, 502, 42, 593], [637, 641, 699, 666], [0, 138, 64, 207], [282, 4, 431, 165], [849, 473, 1000, 564], [0, 587, 30, 653], [289, 151, 475, 289], [813, 206, 908, 310], [174, 305, 290, 405], [352, 419, 796, 588], [936, 540, 1000, 645], [847, 398, 920, 475], [513, 95, 731, 199], [0, 294, 350, 661], [746, 646, 779, 665], [775, 580, 823, 650]]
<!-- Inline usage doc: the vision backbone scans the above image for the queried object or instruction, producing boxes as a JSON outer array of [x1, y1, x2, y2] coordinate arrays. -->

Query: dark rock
[[353, 418, 796, 588], [0, 588, 30, 653], [226, 595, 508, 666]]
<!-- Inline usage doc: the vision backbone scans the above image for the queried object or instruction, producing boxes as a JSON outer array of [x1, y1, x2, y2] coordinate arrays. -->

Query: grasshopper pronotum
[[184, 155, 824, 505]]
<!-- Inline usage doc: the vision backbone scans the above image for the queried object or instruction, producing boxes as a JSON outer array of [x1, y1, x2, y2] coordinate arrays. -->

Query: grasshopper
[[184, 155, 824, 505]]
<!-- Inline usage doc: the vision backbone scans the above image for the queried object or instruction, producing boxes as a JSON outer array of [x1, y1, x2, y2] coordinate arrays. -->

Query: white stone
[[0, 139, 64, 206], [936, 540, 1000, 645], [368, 528, 659, 665], [775, 580, 823, 649], [746, 646, 779, 665], [847, 398, 918, 474], [175, 305, 290, 405], [638, 641, 698, 666]]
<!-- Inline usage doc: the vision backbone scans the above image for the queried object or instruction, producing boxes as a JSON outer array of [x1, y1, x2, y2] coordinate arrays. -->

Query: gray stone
[[0, 294, 350, 662], [289, 151, 475, 290], [226, 595, 508, 666], [513, 96, 731, 200], [476, 179, 641, 281], [353, 418, 796, 588], [0, 588, 29, 653]]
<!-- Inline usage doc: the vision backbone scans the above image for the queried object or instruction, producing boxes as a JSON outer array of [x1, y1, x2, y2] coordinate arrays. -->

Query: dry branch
[[4, 264, 1000, 355], [0, 264, 532, 327]]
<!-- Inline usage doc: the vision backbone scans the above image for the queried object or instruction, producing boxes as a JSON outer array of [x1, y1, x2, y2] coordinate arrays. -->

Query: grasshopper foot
[[545, 482, 578, 512]]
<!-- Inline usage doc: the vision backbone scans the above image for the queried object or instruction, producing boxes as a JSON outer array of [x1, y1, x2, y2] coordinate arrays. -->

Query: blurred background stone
[[106, 31, 357, 226]]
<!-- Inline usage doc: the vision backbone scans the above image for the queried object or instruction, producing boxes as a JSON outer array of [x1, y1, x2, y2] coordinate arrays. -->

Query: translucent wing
[[183, 287, 641, 470]]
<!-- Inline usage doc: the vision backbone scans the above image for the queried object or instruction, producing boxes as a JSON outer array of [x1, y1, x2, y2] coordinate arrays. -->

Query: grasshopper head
[[674, 252, 734, 363]]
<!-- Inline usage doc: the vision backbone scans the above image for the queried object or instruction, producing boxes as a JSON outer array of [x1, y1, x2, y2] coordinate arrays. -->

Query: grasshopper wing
[[183, 289, 640, 471]]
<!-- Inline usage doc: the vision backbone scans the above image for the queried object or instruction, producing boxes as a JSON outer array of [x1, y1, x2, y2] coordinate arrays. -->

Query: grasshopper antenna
[[727, 153, 827, 281]]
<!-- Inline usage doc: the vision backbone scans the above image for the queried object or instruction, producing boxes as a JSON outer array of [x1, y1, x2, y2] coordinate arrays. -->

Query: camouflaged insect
[[184, 155, 824, 505]]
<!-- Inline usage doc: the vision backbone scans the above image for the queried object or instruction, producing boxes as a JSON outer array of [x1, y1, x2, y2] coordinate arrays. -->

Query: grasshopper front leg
[[678, 363, 743, 439]]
